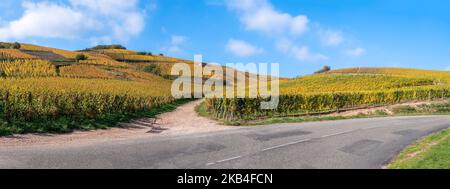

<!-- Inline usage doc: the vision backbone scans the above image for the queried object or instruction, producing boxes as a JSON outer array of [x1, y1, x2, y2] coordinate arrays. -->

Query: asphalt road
[[1, 116, 449, 169]]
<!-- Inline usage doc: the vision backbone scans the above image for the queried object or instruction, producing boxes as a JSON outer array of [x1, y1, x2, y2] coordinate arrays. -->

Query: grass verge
[[387, 127, 450, 169], [0, 99, 192, 136]]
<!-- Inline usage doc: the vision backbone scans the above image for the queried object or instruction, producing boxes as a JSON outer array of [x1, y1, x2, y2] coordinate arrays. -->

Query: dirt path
[[327, 101, 444, 117], [0, 100, 232, 148]]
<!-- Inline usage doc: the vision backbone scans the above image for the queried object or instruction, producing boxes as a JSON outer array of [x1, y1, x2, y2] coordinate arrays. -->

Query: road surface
[[1, 116, 449, 169]]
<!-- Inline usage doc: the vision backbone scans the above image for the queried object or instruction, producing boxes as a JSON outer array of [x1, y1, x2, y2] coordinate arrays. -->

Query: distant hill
[[281, 67, 450, 94]]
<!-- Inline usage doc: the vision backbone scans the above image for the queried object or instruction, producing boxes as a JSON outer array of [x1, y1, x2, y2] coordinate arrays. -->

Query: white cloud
[[291, 46, 328, 61], [319, 29, 344, 46], [275, 38, 292, 53], [226, 38, 263, 57], [0, 0, 146, 43], [171, 35, 187, 45], [276, 39, 328, 62], [225, 0, 308, 36], [69, 0, 139, 15], [167, 46, 183, 54], [0, 2, 90, 40], [225, 0, 328, 62], [162, 35, 188, 54], [225, 0, 267, 12], [345, 47, 366, 57]]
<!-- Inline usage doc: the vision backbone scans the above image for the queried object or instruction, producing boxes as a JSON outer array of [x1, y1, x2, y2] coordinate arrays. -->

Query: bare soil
[[327, 101, 441, 117], [0, 100, 232, 147], [1, 100, 447, 148]]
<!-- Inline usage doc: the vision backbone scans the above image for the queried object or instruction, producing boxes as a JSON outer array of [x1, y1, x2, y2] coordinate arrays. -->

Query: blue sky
[[1, 0, 450, 77]]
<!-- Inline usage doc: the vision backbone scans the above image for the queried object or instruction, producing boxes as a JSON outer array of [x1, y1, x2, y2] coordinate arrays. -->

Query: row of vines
[[205, 86, 450, 121], [0, 78, 174, 122]]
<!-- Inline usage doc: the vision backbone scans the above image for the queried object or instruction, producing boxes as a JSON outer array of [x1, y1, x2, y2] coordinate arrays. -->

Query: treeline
[[0, 42, 21, 49], [87, 44, 127, 50]]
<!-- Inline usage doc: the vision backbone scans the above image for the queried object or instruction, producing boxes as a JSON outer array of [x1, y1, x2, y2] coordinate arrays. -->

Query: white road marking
[[216, 156, 242, 163], [206, 156, 243, 166], [206, 125, 391, 166], [262, 138, 311, 152], [361, 126, 384, 130], [320, 130, 355, 138]]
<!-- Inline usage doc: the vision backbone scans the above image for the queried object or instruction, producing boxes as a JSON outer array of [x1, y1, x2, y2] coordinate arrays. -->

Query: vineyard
[[20, 43, 79, 59], [59, 65, 116, 79], [280, 74, 435, 94], [0, 43, 183, 135], [205, 68, 450, 121], [2, 42, 450, 134], [0, 77, 172, 117], [0, 49, 37, 59], [0, 42, 266, 135], [0, 59, 57, 77]]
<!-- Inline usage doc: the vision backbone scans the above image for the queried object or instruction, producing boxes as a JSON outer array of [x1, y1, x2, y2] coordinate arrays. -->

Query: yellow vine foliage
[[79, 59, 131, 68], [0, 77, 174, 120], [59, 65, 115, 79], [20, 44, 78, 59], [94, 49, 137, 55], [0, 49, 37, 59], [281, 74, 435, 94], [206, 68, 450, 121], [0, 59, 56, 77]]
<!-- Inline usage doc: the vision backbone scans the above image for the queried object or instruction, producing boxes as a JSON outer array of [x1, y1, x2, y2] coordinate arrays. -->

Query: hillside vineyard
[[1, 43, 450, 133], [206, 68, 450, 121]]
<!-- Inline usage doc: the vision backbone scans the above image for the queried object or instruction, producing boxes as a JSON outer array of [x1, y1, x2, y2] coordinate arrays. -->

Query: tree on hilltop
[[314, 65, 331, 74]]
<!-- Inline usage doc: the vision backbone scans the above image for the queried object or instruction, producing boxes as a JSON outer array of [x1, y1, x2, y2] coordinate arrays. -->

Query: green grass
[[0, 99, 192, 136], [388, 128, 450, 169], [195, 101, 210, 118]]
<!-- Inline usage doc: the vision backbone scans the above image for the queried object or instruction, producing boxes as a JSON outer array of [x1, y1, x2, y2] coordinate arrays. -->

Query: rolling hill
[[2, 41, 450, 134], [0, 42, 268, 135], [206, 67, 450, 121]]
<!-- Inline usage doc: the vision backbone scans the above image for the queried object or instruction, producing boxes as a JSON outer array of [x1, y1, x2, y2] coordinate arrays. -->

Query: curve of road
[[0, 101, 449, 169]]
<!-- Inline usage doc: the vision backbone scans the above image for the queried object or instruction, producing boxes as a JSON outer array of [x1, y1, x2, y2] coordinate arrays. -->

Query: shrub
[[75, 54, 88, 62], [314, 65, 331, 74], [88, 44, 127, 50], [12, 42, 21, 49], [143, 64, 162, 76], [0, 42, 20, 49], [137, 52, 153, 56]]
